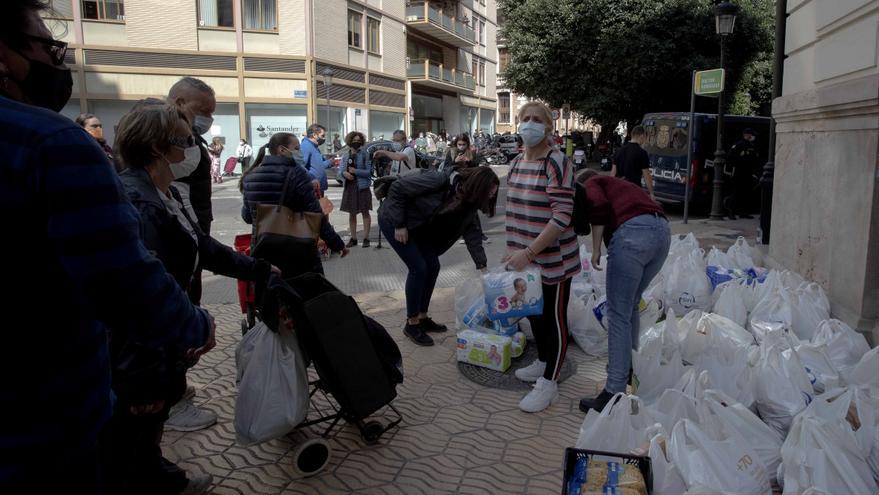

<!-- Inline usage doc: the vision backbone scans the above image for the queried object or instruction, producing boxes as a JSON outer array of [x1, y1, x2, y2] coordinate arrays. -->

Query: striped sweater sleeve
[[545, 151, 575, 230], [41, 128, 210, 352]]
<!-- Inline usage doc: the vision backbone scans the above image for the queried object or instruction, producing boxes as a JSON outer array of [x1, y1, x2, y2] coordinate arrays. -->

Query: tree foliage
[[499, 0, 774, 127]]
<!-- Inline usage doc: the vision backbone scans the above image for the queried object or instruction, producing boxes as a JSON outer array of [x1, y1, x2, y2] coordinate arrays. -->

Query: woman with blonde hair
[[208, 136, 223, 183], [504, 101, 579, 413], [339, 131, 374, 247]]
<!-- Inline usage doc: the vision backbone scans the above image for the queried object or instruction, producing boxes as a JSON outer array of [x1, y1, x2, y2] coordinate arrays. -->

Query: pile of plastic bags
[[573, 233, 879, 495]]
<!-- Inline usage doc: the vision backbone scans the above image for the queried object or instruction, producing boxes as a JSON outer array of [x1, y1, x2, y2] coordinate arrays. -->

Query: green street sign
[[695, 69, 725, 95]]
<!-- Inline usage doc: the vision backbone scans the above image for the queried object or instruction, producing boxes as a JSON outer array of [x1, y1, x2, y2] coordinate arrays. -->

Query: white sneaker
[[514, 359, 546, 382], [519, 377, 559, 413], [165, 400, 217, 432], [180, 473, 213, 495]]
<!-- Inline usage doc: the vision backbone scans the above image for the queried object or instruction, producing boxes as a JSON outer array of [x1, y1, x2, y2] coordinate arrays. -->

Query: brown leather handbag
[[254, 169, 322, 241]]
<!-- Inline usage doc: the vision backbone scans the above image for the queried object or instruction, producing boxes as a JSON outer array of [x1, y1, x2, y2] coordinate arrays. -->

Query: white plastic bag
[[790, 342, 840, 394], [749, 287, 793, 336], [812, 319, 870, 379], [668, 233, 700, 262], [576, 394, 657, 453], [780, 388, 879, 495], [848, 347, 879, 395], [700, 390, 783, 486], [672, 368, 712, 402], [697, 341, 756, 409], [726, 236, 756, 270], [664, 249, 712, 316], [234, 326, 309, 446], [633, 309, 686, 404], [647, 426, 689, 495], [678, 312, 754, 366], [706, 246, 734, 269], [789, 283, 830, 341], [455, 278, 489, 331], [649, 388, 700, 434], [568, 293, 607, 357], [713, 281, 749, 328], [751, 332, 814, 437], [236, 321, 266, 384], [669, 419, 771, 495]]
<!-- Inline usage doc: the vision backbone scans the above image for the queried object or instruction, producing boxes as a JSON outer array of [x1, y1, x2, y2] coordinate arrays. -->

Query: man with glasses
[[0, 1, 214, 493]]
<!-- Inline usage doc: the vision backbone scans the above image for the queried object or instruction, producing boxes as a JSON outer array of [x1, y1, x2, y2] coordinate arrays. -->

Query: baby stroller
[[257, 273, 403, 474]]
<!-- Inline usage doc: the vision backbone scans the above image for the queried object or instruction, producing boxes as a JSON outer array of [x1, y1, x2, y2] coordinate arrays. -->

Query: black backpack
[[511, 150, 590, 236]]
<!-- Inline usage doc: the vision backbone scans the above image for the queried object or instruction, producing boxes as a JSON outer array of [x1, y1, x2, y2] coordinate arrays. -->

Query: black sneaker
[[404, 323, 434, 346], [346, 238, 358, 248], [420, 317, 448, 333], [362, 238, 371, 248], [578, 389, 616, 414]]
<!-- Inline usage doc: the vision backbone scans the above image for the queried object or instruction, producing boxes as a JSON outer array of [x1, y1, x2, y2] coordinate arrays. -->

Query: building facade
[[48, 0, 492, 169], [404, 0, 497, 139], [771, 0, 879, 341]]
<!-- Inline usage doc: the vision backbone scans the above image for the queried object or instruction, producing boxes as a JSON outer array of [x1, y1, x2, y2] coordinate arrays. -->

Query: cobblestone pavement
[[165, 291, 608, 494]]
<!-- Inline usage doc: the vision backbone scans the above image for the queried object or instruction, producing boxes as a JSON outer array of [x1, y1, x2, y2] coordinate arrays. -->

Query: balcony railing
[[407, 60, 476, 91], [406, 1, 476, 46]]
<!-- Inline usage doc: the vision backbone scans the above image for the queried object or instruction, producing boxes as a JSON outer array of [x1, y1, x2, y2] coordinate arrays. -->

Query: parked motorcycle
[[572, 148, 587, 170], [480, 147, 509, 165]]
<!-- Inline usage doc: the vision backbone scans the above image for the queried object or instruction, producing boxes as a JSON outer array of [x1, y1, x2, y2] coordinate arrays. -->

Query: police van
[[641, 112, 769, 212]]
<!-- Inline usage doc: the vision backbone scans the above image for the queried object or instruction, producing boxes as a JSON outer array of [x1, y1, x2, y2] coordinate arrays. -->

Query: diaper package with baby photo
[[482, 266, 543, 321], [456, 330, 513, 372]]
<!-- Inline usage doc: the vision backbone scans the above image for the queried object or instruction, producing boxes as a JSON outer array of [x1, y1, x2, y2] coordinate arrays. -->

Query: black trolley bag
[[262, 272, 402, 444]]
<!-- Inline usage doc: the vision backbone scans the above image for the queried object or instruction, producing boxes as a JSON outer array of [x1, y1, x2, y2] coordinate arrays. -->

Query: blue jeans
[[605, 214, 671, 393], [379, 216, 441, 318]]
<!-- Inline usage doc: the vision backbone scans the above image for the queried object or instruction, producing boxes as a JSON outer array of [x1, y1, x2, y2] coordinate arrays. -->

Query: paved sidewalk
[[165, 292, 608, 495]]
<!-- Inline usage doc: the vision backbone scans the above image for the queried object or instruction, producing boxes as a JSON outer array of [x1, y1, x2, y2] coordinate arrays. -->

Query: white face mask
[[518, 121, 547, 147], [193, 115, 214, 136], [168, 145, 201, 179]]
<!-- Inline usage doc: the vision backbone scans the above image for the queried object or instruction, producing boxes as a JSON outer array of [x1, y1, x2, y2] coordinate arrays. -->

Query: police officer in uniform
[[724, 128, 760, 219]]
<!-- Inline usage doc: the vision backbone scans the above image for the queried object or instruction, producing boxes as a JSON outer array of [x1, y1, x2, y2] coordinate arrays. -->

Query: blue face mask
[[518, 121, 547, 147], [392, 142, 403, 152]]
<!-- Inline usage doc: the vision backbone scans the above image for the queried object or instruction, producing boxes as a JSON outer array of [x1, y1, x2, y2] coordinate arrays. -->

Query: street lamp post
[[321, 67, 334, 153], [710, 1, 738, 220]]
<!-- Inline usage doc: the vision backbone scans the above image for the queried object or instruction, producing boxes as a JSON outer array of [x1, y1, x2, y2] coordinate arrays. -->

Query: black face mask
[[351, 141, 362, 149], [317, 137, 326, 146], [12, 55, 73, 112]]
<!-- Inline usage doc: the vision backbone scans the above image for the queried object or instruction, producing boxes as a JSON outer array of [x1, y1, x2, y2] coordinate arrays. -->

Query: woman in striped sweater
[[504, 102, 580, 413]]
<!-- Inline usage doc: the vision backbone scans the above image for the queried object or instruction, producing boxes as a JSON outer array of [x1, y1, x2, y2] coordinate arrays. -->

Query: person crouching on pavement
[[504, 101, 580, 414], [576, 170, 670, 414], [379, 166, 500, 346]]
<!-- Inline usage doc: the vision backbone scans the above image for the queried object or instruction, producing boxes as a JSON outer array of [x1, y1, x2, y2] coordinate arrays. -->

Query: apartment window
[[47, 0, 74, 18], [479, 20, 485, 45], [499, 93, 510, 123], [242, 0, 277, 31], [367, 17, 381, 54], [472, 59, 478, 77], [479, 62, 485, 86], [198, 0, 234, 27], [499, 49, 511, 73], [348, 11, 363, 48], [407, 40, 442, 65], [81, 0, 125, 21]]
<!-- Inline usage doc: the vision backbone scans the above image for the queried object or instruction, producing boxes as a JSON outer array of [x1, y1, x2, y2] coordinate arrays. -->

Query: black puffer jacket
[[241, 155, 345, 253], [121, 167, 270, 292], [378, 169, 478, 255]]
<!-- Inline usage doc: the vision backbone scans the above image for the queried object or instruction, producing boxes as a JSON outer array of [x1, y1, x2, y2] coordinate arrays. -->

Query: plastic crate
[[561, 447, 653, 495]]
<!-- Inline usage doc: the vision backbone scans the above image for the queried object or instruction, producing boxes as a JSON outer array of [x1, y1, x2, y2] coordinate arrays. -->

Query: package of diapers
[[511, 332, 527, 358], [456, 330, 512, 372], [482, 266, 543, 320]]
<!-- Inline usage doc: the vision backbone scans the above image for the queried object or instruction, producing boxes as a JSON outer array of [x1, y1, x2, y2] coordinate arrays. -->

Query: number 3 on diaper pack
[[482, 267, 544, 320]]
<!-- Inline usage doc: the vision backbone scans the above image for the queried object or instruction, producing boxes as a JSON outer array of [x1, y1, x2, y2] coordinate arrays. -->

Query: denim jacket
[[340, 148, 372, 190]]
